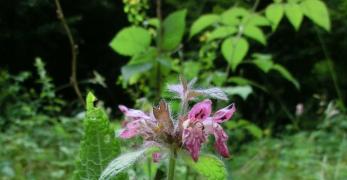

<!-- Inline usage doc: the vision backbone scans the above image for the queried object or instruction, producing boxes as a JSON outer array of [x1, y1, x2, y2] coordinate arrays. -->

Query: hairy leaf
[[162, 9, 187, 51], [183, 154, 227, 180], [190, 14, 220, 37], [109, 26, 151, 56], [74, 92, 127, 180]]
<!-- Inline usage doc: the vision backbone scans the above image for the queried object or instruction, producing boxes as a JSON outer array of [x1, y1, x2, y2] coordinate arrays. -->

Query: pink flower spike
[[152, 152, 161, 163], [188, 99, 212, 121], [182, 123, 206, 162], [119, 120, 141, 139], [213, 103, 236, 123], [213, 124, 230, 158]]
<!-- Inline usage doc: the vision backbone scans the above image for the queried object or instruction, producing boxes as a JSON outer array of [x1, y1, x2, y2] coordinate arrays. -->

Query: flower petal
[[213, 124, 230, 158], [188, 99, 212, 121], [152, 152, 161, 163], [183, 122, 206, 161], [213, 103, 236, 123], [118, 120, 141, 139], [118, 105, 151, 121]]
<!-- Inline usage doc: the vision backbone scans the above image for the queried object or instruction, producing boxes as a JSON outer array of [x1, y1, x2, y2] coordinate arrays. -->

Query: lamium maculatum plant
[[100, 77, 236, 180]]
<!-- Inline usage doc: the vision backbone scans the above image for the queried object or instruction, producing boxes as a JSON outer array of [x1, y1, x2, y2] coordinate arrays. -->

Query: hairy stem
[[54, 0, 85, 105], [168, 147, 177, 180]]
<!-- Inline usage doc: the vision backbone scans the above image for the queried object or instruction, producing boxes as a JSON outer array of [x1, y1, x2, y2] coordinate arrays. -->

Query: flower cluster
[[118, 78, 236, 162]]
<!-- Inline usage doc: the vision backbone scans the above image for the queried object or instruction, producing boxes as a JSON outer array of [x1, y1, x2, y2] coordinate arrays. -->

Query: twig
[[155, 0, 163, 100], [54, 0, 85, 106]]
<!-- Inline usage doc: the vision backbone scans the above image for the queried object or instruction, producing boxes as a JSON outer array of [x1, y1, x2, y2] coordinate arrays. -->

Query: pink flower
[[182, 99, 236, 161]]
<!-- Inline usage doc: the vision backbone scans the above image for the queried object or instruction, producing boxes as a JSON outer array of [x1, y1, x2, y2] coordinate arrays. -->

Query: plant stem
[[315, 27, 346, 112], [54, 0, 85, 106], [155, 0, 163, 100], [168, 148, 177, 180]]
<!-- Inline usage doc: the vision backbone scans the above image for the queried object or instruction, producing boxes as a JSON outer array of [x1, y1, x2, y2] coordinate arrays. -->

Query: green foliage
[[221, 37, 249, 70], [190, 14, 220, 38], [110, 26, 152, 56], [183, 154, 227, 180], [301, 0, 331, 31], [284, 3, 304, 30], [74, 93, 126, 180], [162, 9, 187, 51], [266, 3, 284, 30]]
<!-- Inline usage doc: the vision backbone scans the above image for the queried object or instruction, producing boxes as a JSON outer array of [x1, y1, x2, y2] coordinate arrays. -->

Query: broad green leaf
[[146, 18, 159, 28], [128, 47, 157, 64], [224, 85, 253, 100], [245, 124, 263, 138], [246, 14, 271, 27], [99, 147, 157, 180], [300, 0, 330, 31], [271, 64, 300, 89], [208, 26, 237, 41], [252, 58, 274, 73], [266, 3, 284, 30], [284, 3, 304, 30], [74, 92, 127, 180], [211, 71, 227, 86], [190, 14, 220, 37], [162, 9, 187, 51], [121, 62, 153, 82], [222, 37, 249, 70], [183, 154, 227, 180], [110, 26, 151, 56], [244, 25, 267, 45], [221, 7, 249, 26]]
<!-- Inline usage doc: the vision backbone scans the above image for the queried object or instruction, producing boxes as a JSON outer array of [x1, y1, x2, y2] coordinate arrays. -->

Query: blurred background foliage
[[1, 0, 347, 179]]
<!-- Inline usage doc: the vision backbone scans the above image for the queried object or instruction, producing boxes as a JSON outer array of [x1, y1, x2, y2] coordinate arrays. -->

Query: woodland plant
[[99, 77, 236, 180]]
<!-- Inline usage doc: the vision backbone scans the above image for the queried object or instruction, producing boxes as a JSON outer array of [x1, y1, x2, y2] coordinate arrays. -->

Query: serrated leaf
[[284, 3, 304, 30], [162, 9, 187, 51], [224, 85, 253, 100], [183, 154, 227, 180], [99, 147, 153, 180], [222, 37, 249, 71], [266, 3, 284, 30], [252, 58, 274, 73], [271, 64, 300, 89], [300, 0, 330, 31], [208, 26, 237, 41], [109, 26, 151, 56], [74, 92, 127, 180], [190, 14, 220, 37], [244, 25, 267, 45]]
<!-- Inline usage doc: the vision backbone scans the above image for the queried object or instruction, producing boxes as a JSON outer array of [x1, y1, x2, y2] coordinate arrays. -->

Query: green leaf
[[121, 62, 153, 82], [208, 26, 237, 41], [244, 25, 267, 45], [229, 76, 268, 92], [221, 7, 249, 26], [245, 124, 263, 138], [300, 0, 330, 31], [190, 14, 220, 37], [99, 147, 158, 180], [271, 64, 300, 89], [183, 154, 227, 180], [246, 14, 271, 27], [252, 58, 274, 73], [265, 3, 284, 30], [74, 92, 127, 180], [110, 26, 151, 56], [162, 9, 187, 51], [284, 3, 304, 30], [224, 85, 253, 100], [222, 37, 249, 70], [183, 61, 201, 80]]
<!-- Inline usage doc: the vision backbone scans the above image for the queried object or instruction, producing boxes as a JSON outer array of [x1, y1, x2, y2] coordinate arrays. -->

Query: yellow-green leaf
[[284, 3, 304, 30], [222, 37, 249, 70], [190, 14, 220, 37], [300, 0, 330, 31], [244, 25, 267, 45], [266, 3, 284, 30]]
